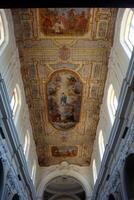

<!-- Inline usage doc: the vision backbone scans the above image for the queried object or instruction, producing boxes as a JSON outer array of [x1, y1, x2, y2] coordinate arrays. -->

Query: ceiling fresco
[[12, 8, 118, 166], [38, 8, 90, 36], [47, 69, 82, 130], [51, 146, 78, 157]]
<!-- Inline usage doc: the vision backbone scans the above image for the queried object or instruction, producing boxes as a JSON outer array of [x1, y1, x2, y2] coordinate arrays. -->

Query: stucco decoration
[[12, 8, 117, 166], [37, 162, 92, 200]]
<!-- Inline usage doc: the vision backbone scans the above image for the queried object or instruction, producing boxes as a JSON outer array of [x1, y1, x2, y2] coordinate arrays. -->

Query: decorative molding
[[91, 50, 134, 199], [0, 74, 37, 200]]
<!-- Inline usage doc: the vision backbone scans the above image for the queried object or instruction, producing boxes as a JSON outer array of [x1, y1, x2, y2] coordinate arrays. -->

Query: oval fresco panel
[[47, 70, 82, 130]]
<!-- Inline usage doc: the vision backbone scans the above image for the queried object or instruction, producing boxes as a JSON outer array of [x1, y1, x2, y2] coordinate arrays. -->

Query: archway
[[108, 194, 115, 200], [37, 163, 92, 200], [12, 194, 20, 200], [49, 193, 80, 200], [0, 159, 4, 200], [43, 176, 85, 200], [124, 154, 134, 199]]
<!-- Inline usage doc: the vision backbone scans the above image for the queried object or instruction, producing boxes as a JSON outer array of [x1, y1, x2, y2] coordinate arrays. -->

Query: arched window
[[107, 84, 118, 125], [31, 161, 36, 184], [0, 9, 9, 54], [0, 13, 4, 46], [108, 194, 116, 200], [12, 194, 20, 200], [98, 130, 105, 160], [10, 85, 21, 119], [120, 9, 134, 58], [10, 87, 18, 116], [23, 130, 30, 160], [92, 159, 97, 184]]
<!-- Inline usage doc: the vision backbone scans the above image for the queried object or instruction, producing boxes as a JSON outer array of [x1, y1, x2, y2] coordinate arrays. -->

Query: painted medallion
[[47, 70, 82, 130], [38, 8, 90, 36]]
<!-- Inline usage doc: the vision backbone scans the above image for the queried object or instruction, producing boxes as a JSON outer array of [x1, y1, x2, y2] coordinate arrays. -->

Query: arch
[[124, 154, 134, 199], [108, 194, 116, 200], [12, 194, 20, 200], [23, 130, 30, 160], [0, 9, 9, 55], [120, 9, 134, 59], [49, 193, 80, 200], [0, 159, 4, 200], [107, 84, 118, 125], [10, 84, 21, 120], [37, 166, 92, 200], [92, 159, 97, 184]]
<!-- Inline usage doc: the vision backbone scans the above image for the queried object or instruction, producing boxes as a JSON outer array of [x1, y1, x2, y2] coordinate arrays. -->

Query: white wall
[[0, 9, 39, 188], [89, 8, 131, 189]]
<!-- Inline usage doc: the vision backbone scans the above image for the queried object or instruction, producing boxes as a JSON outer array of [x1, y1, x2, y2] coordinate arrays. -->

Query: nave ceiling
[[12, 8, 117, 166]]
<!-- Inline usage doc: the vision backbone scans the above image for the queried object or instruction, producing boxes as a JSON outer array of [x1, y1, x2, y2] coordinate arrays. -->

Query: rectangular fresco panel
[[51, 146, 78, 157], [38, 8, 90, 36]]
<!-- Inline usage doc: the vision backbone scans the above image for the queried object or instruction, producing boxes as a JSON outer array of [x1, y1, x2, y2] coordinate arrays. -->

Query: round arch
[[37, 166, 92, 200], [108, 194, 116, 200], [12, 194, 20, 200], [49, 193, 80, 200], [120, 8, 134, 59]]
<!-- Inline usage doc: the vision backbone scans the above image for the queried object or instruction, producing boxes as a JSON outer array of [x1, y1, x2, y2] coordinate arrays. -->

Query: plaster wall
[[0, 9, 39, 187], [90, 8, 130, 188]]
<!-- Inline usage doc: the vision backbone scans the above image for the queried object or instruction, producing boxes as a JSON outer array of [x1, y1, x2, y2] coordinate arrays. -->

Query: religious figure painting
[[51, 146, 78, 157], [47, 70, 82, 130], [38, 8, 90, 36]]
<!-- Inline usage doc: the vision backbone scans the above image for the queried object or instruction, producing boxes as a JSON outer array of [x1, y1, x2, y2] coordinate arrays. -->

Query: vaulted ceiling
[[43, 176, 85, 200], [12, 8, 117, 167]]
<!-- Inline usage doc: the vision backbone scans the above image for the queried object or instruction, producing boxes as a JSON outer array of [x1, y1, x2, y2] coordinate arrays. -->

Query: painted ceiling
[[12, 8, 117, 166]]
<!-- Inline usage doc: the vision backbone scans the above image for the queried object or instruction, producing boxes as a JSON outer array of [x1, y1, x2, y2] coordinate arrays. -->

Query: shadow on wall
[[124, 154, 134, 200], [0, 159, 4, 200]]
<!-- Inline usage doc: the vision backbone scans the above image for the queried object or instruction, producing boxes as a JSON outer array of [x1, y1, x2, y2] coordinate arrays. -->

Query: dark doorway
[[12, 194, 20, 200], [124, 154, 134, 199], [0, 159, 4, 200], [108, 194, 115, 200]]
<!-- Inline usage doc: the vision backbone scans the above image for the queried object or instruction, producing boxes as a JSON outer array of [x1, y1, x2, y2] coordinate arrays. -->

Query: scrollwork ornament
[[7, 170, 19, 193]]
